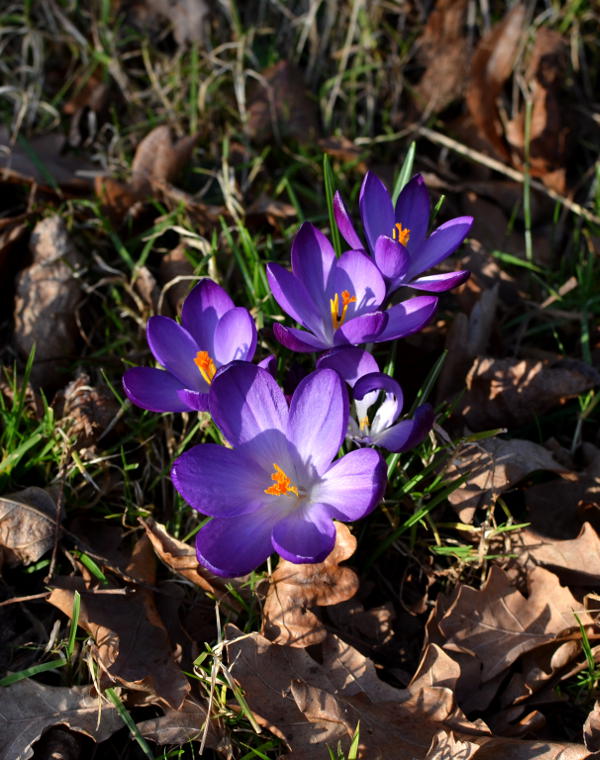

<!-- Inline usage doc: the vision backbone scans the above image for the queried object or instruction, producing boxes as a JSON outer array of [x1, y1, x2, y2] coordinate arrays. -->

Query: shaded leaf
[[262, 522, 359, 647], [0, 679, 121, 760], [130, 125, 199, 199], [0, 487, 58, 567], [136, 697, 227, 751]]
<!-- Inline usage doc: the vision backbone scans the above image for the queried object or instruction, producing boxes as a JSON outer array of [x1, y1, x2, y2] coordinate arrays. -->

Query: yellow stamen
[[329, 289, 357, 330], [359, 415, 370, 431], [264, 463, 299, 497], [194, 351, 217, 385], [392, 222, 410, 246]]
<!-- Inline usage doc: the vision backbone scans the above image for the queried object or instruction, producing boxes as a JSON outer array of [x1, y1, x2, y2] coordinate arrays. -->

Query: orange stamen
[[359, 415, 370, 431], [392, 222, 410, 246], [264, 463, 299, 497], [329, 289, 357, 330], [194, 351, 217, 385]]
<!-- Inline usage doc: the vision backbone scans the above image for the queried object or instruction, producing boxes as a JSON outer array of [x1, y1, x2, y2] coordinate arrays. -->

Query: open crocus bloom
[[267, 222, 438, 351], [122, 279, 257, 413], [334, 171, 473, 294], [171, 363, 387, 577], [348, 372, 434, 453]]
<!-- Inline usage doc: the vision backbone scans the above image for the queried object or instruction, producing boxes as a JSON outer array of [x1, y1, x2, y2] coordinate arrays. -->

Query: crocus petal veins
[[329, 290, 357, 330], [264, 463, 299, 497], [194, 350, 217, 385], [392, 222, 410, 246]]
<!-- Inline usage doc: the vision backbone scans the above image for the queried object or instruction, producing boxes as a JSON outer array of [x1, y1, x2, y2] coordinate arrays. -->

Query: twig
[[0, 592, 50, 607]]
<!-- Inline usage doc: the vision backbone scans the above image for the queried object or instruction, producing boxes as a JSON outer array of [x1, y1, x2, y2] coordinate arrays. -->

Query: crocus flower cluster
[[123, 167, 471, 577]]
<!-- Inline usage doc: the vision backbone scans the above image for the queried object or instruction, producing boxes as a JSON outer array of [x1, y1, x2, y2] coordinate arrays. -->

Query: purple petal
[[273, 323, 330, 352], [209, 363, 288, 448], [266, 263, 324, 334], [333, 191, 364, 250], [312, 448, 387, 521], [407, 216, 473, 278], [407, 271, 470, 292], [287, 369, 348, 476], [171, 443, 267, 517], [334, 312, 387, 346], [374, 236, 409, 280], [147, 316, 205, 390], [354, 372, 404, 430], [181, 279, 234, 349], [394, 174, 430, 248], [359, 172, 394, 254], [375, 297, 438, 342], [317, 347, 379, 387], [374, 404, 434, 452], [291, 223, 336, 311], [328, 249, 386, 315], [123, 367, 189, 412], [271, 503, 336, 564], [258, 353, 277, 375], [177, 388, 209, 412], [195, 508, 277, 577], [213, 307, 257, 366]]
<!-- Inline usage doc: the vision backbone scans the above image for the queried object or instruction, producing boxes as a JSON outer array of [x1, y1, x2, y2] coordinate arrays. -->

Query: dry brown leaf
[[136, 697, 227, 751], [424, 730, 480, 760], [54, 370, 120, 450], [0, 487, 58, 568], [462, 357, 600, 430], [466, 4, 526, 160], [413, 0, 470, 115], [410, 643, 462, 693], [48, 574, 190, 710], [158, 244, 195, 314], [584, 701, 600, 752], [262, 522, 359, 647], [0, 679, 121, 760], [445, 438, 565, 522], [439, 565, 588, 682], [246, 193, 297, 229], [246, 61, 319, 145], [122, 0, 209, 46], [516, 523, 600, 586], [14, 216, 83, 387], [130, 125, 198, 199], [424, 730, 594, 760]]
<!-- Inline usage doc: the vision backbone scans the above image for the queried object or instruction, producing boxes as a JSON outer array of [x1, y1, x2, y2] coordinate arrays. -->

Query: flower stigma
[[359, 415, 370, 431], [392, 222, 410, 246], [194, 351, 217, 385], [329, 290, 357, 330], [264, 463, 300, 497]]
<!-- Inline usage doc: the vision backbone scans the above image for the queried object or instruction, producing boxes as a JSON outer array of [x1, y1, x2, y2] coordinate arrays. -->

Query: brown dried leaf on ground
[[0, 679, 121, 760], [136, 697, 227, 752], [158, 244, 195, 314], [445, 438, 565, 522], [425, 730, 595, 760], [506, 29, 569, 194], [122, 0, 209, 46], [584, 701, 600, 752], [0, 127, 94, 192], [439, 565, 589, 682], [262, 522, 359, 647], [409, 643, 462, 693], [466, 4, 526, 160], [0, 487, 58, 568], [462, 357, 600, 430], [515, 523, 600, 587], [14, 216, 83, 388], [246, 194, 297, 230], [246, 61, 320, 145], [413, 0, 470, 116], [47, 570, 190, 709], [130, 125, 199, 199]]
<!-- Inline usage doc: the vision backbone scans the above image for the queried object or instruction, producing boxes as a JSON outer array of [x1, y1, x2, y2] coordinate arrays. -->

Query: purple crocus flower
[[123, 279, 257, 413], [267, 222, 438, 352], [318, 347, 433, 453], [171, 362, 387, 577], [334, 171, 472, 293]]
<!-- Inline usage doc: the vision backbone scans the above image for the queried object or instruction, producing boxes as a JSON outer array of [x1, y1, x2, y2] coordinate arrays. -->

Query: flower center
[[264, 463, 299, 497], [329, 290, 357, 330], [392, 222, 410, 246], [194, 351, 217, 385], [359, 415, 370, 432]]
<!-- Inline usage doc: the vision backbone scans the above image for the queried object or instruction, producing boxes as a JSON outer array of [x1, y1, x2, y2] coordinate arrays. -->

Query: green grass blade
[[323, 154, 342, 256], [391, 141, 416, 204]]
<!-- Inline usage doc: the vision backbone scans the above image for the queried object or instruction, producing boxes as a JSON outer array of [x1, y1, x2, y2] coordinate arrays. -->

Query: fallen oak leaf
[[130, 125, 198, 199], [136, 696, 228, 753], [262, 522, 359, 647], [0, 679, 121, 760], [439, 565, 590, 682], [0, 487, 58, 568]]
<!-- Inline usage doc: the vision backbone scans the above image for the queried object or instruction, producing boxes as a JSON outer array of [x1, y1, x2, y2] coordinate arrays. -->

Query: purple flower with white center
[[171, 362, 387, 577], [267, 222, 438, 352], [317, 348, 433, 453], [334, 171, 473, 294], [122, 279, 257, 413], [350, 372, 434, 453]]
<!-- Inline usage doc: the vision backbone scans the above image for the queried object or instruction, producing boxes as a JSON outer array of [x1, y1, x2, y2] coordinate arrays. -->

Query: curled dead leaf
[[262, 522, 359, 647], [0, 487, 58, 568]]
